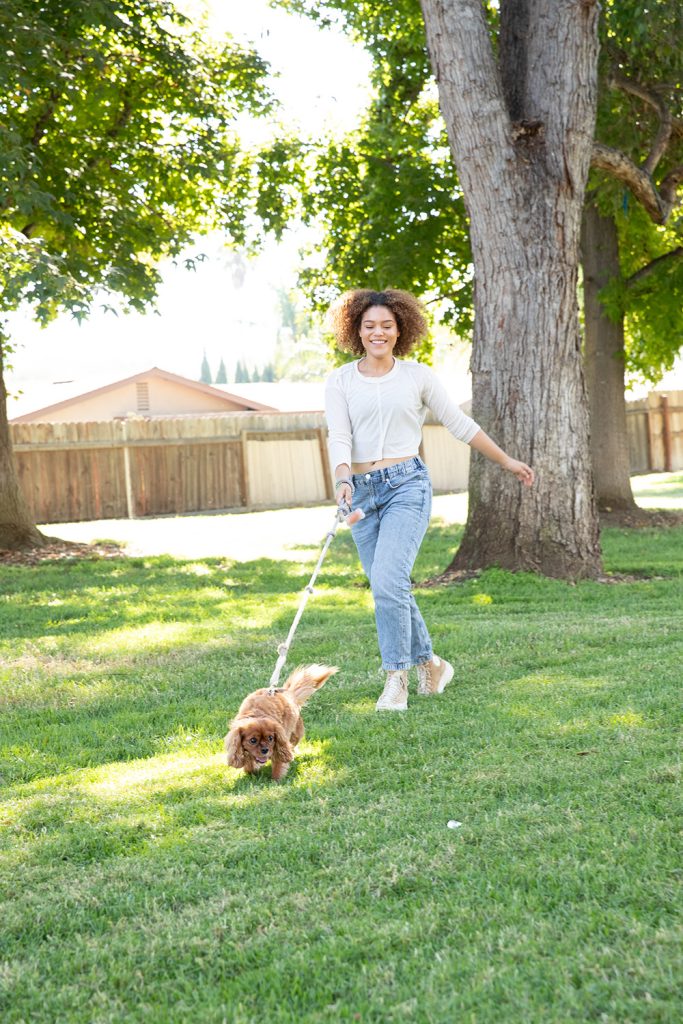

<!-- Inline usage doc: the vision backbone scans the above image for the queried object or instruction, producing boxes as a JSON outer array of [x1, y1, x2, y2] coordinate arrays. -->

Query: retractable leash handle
[[267, 499, 365, 693], [337, 497, 365, 526]]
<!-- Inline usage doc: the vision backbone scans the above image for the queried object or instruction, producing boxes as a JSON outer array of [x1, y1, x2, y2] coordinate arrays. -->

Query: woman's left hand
[[505, 458, 535, 487]]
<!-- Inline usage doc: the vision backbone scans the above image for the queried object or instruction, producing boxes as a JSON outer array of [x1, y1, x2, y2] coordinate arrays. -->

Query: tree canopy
[[0, 0, 270, 327], [0, 0, 277, 548], [589, 0, 683, 383], [277, 0, 682, 383], [275, 0, 471, 353]]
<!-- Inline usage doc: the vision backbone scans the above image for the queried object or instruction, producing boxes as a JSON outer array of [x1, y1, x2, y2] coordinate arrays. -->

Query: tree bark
[[0, 337, 48, 550], [580, 202, 637, 511], [420, 0, 602, 578]]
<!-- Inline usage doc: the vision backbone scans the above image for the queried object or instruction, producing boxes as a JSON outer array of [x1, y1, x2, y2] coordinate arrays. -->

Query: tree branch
[[608, 70, 683, 174], [625, 246, 683, 288], [591, 142, 666, 221]]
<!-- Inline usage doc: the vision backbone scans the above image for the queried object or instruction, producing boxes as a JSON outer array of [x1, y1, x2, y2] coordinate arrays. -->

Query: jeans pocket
[[386, 467, 424, 490]]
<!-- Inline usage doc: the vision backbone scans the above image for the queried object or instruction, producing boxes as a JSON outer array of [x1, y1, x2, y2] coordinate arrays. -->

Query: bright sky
[[6, 1, 372, 417]]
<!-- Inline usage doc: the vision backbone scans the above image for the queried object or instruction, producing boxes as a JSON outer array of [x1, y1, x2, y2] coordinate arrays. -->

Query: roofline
[[9, 366, 277, 422]]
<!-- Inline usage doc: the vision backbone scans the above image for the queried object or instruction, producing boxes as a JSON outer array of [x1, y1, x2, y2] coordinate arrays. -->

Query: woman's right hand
[[336, 482, 353, 508]]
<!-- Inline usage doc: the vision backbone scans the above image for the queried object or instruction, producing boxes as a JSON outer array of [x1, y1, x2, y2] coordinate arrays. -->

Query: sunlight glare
[[86, 621, 199, 654]]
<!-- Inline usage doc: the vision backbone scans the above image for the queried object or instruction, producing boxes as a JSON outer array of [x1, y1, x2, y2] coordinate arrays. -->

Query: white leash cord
[[267, 502, 363, 693]]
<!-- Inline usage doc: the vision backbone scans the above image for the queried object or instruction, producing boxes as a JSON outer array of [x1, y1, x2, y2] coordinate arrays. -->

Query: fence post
[[317, 427, 334, 501], [120, 419, 135, 518], [239, 430, 250, 507], [661, 395, 672, 473]]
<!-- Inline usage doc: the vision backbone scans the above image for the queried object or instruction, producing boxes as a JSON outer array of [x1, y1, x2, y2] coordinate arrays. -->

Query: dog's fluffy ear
[[272, 722, 294, 764], [224, 723, 245, 768]]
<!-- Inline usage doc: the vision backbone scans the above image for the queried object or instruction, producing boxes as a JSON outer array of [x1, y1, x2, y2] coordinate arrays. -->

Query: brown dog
[[225, 664, 337, 781]]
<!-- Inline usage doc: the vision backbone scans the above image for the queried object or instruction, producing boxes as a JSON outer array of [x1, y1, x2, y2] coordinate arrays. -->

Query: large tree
[[416, 0, 602, 578], [285, 0, 681, 545], [0, 0, 271, 549]]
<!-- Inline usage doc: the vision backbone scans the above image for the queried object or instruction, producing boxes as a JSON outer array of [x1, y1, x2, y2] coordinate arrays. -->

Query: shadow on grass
[[0, 555, 359, 643]]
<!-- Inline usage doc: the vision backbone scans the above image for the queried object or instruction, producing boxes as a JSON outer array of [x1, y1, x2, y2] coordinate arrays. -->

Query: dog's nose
[[260, 747, 269, 755]]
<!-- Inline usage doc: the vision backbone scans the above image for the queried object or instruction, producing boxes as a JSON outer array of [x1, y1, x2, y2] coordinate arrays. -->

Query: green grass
[[1, 504, 682, 1022]]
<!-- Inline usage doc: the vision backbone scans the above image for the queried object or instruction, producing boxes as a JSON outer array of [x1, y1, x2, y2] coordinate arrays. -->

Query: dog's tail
[[283, 664, 338, 706]]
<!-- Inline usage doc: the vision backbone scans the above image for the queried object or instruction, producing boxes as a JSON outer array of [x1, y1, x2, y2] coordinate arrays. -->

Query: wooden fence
[[626, 391, 683, 475], [12, 394, 676, 524], [10, 412, 471, 524]]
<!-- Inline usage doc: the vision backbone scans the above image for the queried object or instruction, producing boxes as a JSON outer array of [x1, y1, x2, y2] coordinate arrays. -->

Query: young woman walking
[[325, 288, 534, 711]]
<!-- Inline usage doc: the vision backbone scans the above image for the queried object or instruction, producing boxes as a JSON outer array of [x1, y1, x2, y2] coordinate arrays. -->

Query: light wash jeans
[[350, 457, 433, 671]]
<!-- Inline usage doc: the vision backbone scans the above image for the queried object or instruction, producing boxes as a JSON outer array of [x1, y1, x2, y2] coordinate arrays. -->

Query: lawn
[[1, 488, 682, 1023]]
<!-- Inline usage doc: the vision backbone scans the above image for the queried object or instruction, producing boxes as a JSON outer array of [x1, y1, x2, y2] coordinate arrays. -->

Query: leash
[[267, 500, 364, 694]]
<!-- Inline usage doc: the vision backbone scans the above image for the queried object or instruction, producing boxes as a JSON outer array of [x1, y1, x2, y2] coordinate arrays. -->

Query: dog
[[224, 664, 337, 781]]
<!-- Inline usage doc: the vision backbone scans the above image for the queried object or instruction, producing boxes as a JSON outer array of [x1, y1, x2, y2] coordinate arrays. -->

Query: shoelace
[[417, 663, 432, 689], [385, 672, 406, 698]]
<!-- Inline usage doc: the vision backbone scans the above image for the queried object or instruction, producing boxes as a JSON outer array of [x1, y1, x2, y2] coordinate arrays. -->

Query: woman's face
[[358, 305, 400, 361]]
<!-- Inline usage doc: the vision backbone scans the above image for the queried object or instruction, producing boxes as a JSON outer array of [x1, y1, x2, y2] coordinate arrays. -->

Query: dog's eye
[[267, 735, 273, 742], [249, 737, 257, 744]]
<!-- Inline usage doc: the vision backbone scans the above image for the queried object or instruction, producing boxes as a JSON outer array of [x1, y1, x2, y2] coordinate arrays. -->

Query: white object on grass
[[447, 820, 462, 829]]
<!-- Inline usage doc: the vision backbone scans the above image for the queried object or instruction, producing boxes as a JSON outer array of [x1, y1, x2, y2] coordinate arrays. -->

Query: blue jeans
[[350, 457, 433, 671]]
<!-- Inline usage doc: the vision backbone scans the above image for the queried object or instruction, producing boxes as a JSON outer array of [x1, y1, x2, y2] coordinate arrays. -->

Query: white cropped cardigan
[[325, 358, 480, 471]]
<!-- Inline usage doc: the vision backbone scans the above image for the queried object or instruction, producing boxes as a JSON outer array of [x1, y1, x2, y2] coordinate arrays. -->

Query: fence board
[[626, 391, 683, 473], [14, 394, 678, 525]]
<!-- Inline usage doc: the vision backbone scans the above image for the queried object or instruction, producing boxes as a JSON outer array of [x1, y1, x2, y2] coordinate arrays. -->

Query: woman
[[325, 288, 534, 711]]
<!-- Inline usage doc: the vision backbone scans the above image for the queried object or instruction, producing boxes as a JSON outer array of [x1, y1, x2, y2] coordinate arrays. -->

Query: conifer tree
[[200, 352, 212, 384]]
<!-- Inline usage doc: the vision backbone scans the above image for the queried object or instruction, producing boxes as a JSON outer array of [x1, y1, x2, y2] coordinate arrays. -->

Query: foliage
[[274, 288, 334, 379], [215, 358, 228, 384], [278, 0, 682, 381], [588, 0, 683, 379], [0, 0, 271, 328], [1, 479, 682, 1021], [275, 0, 471, 359], [598, 207, 683, 382]]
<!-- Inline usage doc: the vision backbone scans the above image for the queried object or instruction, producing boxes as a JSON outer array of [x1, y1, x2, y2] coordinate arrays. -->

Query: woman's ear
[[272, 723, 294, 763], [224, 724, 245, 768]]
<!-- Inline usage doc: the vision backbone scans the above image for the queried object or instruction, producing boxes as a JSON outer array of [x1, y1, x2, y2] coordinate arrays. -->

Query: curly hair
[[327, 289, 428, 357]]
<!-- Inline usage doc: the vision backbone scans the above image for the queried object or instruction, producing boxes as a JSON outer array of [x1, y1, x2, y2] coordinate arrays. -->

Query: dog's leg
[[271, 759, 289, 782], [291, 718, 305, 747]]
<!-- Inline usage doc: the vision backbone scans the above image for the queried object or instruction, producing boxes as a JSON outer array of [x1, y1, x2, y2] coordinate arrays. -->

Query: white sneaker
[[376, 670, 408, 711], [417, 656, 454, 696]]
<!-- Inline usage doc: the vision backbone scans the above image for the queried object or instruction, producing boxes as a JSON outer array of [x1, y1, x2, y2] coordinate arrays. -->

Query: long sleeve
[[419, 365, 480, 443], [324, 373, 353, 471]]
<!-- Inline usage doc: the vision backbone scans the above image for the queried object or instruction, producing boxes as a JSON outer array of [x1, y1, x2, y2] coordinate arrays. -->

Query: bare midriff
[[351, 454, 418, 474]]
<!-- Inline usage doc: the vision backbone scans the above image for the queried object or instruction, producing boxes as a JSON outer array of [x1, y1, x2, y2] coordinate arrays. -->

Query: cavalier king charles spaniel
[[225, 664, 337, 781]]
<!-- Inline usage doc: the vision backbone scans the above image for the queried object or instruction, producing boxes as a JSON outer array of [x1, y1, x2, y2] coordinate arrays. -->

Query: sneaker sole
[[375, 701, 408, 711], [436, 660, 455, 694]]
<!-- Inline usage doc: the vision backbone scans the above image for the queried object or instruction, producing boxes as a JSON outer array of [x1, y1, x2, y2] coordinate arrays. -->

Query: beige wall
[[22, 377, 247, 423], [422, 424, 470, 492]]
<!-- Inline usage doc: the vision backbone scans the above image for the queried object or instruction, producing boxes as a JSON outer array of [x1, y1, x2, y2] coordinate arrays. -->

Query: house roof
[[214, 381, 326, 412], [8, 366, 278, 423]]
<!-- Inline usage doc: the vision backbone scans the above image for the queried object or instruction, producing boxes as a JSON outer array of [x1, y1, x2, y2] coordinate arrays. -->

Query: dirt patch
[[419, 568, 483, 588], [599, 508, 683, 529], [0, 540, 127, 566]]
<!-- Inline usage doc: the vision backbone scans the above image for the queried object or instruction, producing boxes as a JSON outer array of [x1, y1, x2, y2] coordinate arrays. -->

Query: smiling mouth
[[253, 755, 269, 764]]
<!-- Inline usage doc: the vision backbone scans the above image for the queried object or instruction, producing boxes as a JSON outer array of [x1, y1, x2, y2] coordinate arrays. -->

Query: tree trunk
[[420, 0, 602, 579], [580, 202, 637, 511], [0, 337, 48, 550]]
